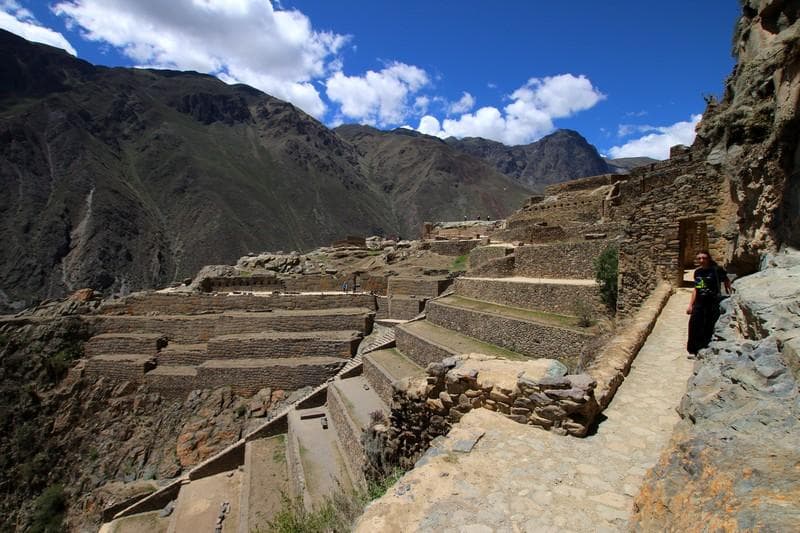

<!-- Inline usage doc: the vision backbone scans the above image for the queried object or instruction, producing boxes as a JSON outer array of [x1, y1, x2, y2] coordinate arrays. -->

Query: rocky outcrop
[[446, 129, 612, 191], [631, 249, 800, 531], [694, 0, 800, 272]]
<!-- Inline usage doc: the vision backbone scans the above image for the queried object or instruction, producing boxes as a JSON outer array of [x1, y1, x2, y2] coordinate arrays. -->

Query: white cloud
[[51, 0, 348, 117], [448, 91, 475, 115], [0, 1, 76, 55], [415, 74, 605, 145], [325, 62, 429, 126], [608, 114, 701, 159]]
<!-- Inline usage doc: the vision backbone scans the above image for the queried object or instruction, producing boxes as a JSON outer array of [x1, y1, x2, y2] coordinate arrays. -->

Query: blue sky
[[1, 1, 741, 159]]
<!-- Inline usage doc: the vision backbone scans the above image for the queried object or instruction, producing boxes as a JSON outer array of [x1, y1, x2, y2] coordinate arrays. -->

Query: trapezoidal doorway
[[678, 217, 708, 285]]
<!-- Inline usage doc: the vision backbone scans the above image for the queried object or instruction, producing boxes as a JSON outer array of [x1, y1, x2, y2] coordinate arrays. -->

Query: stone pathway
[[356, 290, 695, 532]]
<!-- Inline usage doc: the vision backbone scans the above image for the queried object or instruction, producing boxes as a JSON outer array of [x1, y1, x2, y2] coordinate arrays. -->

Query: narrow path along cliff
[[356, 289, 695, 532]]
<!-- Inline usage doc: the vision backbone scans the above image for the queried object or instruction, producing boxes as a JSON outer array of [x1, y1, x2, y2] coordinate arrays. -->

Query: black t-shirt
[[694, 265, 727, 298]]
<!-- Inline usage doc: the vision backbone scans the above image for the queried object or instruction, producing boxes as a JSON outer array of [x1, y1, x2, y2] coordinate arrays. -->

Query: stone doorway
[[678, 218, 708, 284]]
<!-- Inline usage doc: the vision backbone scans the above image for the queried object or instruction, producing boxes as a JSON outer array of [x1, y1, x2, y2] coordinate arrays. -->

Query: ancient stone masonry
[[425, 239, 482, 257], [454, 277, 603, 316], [425, 298, 593, 370], [99, 292, 379, 315], [370, 354, 601, 472]]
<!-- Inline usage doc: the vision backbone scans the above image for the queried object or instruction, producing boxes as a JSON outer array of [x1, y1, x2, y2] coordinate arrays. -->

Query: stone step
[[157, 343, 208, 365], [84, 333, 167, 357], [238, 435, 289, 533], [207, 330, 361, 360], [165, 470, 242, 533], [327, 376, 390, 488], [425, 296, 594, 370], [92, 307, 374, 343], [454, 276, 603, 316], [287, 406, 353, 510], [363, 349, 425, 406], [85, 354, 155, 382], [395, 320, 526, 368]]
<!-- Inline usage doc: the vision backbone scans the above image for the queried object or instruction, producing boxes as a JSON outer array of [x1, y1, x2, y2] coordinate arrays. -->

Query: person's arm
[[720, 267, 733, 294], [687, 287, 697, 314]]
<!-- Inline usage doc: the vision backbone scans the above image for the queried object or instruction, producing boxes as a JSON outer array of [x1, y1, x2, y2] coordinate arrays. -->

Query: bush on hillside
[[594, 246, 618, 313]]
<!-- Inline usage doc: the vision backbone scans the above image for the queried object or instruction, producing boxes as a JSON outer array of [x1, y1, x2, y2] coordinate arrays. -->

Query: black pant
[[687, 296, 720, 354]]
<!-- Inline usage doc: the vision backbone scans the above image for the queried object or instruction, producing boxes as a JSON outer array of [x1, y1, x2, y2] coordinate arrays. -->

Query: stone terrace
[[83, 291, 377, 399]]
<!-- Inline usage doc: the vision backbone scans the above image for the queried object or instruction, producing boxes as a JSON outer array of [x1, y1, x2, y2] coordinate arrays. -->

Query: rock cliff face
[[631, 250, 800, 531], [693, 0, 800, 272], [445, 129, 613, 191]]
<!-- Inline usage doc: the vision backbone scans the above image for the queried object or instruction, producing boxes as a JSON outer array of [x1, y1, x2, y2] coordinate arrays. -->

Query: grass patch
[[266, 469, 405, 533], [450, 254, 468, 272], [444, 295, 584, 330]]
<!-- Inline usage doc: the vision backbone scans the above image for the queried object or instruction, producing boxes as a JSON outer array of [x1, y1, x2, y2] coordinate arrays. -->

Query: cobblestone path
[[356, 290, 695, 533]]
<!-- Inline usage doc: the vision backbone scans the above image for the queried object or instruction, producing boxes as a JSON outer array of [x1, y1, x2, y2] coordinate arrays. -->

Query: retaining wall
[[427, 239, 481, 257], [388, 277, 450, 298], [454, 278, 604, 316], [426, 300, 592, 370], [100, 292, 377, 315], [85, 355, 154, 382], [84, 333, 166, 357], [206, 331, 360, 360], [394, 324, 455, 368], [92, 310, 373, 343], [388, 296, 425, 320], [194, 358, 345, 396], [514, 240, 611, 279], [327, 383, 368, 487]]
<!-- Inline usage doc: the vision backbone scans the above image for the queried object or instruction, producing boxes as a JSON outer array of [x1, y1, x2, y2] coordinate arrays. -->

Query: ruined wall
[[454, 277, 603, 316], [387, 296, 425, 320], [617, 170, 727, 315], [468, 245, 513, 270], [100, 292, 378, 315], [205, 332, 360, 360], [425, 301, 592, 370], [426, 239, 481, 257], [92, 311, 373, 343], [194, 358, 345, 396], [387, 277, 450, 298], [514, 240, 611, 279]]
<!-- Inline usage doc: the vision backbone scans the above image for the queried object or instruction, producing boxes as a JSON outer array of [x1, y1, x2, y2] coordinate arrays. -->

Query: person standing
[[686, 250, 732, 355]]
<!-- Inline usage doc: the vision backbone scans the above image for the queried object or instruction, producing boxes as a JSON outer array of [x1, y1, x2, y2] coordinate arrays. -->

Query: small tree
[[594, 246, 618, 313]]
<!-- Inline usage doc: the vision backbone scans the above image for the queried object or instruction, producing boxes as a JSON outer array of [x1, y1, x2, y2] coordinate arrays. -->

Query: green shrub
[[573, 298, 595, 327], [29, 484, 66, 533], [594, 246, 618, 312], [451, 254, 468, 272]]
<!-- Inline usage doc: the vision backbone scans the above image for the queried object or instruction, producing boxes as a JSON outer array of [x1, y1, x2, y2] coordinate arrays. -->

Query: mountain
[[334, 125, 532, 228], [604, 156, 659, 173], [0, 30, 533, 310], [445, 129, 611, 191]]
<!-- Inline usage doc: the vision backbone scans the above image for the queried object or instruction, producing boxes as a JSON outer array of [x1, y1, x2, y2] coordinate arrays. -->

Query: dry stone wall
[[371, 355, 601, 472], [100, 292, 377, 315], [395, 324, 457, 368], [206, 331, 360, 360], [617, 170, 726, 315], [454, 277, 603, 316], [427, 239, 481, 257], [425, 300, 592, 370], [92, 310, 373, 343], [387, 296, 425, 320], [388, 277, 450, 298], [468, 245, 513, 270], [514, 240, 611, 279], [194, 358, 345, 396]]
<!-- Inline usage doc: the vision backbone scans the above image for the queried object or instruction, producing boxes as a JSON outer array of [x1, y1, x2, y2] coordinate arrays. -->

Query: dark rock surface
[[632, 249, 800, 531], [445, 129, 612, 191]]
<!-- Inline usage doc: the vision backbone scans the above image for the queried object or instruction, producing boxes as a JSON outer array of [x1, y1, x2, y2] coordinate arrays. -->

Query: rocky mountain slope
[[445, 129, 613, 190], [0, 30, 533, 312], [335, 125, 532, 226]]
